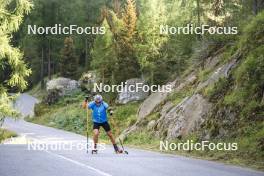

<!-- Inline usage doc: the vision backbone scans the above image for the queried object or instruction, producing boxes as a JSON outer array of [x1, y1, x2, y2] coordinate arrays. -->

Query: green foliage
[[110, 102, 139, 135], [204, 77, 230, 102], [91, 19, 117, 84], [223, 46, 264, 119], [204, 12, 264, 121], [30, 99, 88, 135], [125, 129, 159, 147], [0, 0, 32, 119], [34, 102, 49, 117], [18, 0, 112, 86], [60, 37, 78, 79], [0, 128, 17, 142], [198, 68, 213, 82], [168, 86, 194, 105], [52, 105, 86, 134], [135, 0, 168, 84], [239, 11, 264, 51], [113, 0, 140, 83]]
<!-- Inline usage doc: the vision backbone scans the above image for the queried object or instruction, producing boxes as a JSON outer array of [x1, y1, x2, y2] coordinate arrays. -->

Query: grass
[[0, 128, 17, 142], [198, 68, 213, 82], [167, 85, 194, 105], [123, 126, 264, 171]]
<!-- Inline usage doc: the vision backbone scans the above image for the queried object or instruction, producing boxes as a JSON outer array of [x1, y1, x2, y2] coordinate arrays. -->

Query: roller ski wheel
[[118, 138, 129, 155], [91, 149, 98, 154], [115, 149, 123, 154]]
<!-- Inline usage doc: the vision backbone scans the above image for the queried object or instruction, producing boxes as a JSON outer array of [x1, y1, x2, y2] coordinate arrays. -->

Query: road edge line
[[45, 150, 112, 176]]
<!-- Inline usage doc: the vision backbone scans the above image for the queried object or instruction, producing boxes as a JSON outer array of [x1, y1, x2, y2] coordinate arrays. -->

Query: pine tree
[[0, 0, 33, 120], [122, 0, 137, 47], [60, 37, 78, 79], [91, 19, 117, 84], [114, 0, 140, 83], [135, 0, 168, 84]]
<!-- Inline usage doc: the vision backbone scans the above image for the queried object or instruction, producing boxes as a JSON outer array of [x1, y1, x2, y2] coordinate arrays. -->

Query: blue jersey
[[88, 101, 109, 123]]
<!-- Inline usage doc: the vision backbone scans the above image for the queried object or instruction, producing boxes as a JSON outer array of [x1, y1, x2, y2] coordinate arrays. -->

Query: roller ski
[[119, 138, 128, 154], [92, 144, 98, 154], [91, 149, 98, 154], [113, 144, 123, 154]]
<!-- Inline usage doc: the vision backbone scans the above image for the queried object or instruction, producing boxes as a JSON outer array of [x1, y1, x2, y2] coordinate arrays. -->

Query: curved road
[[0, 93, 263, 176]]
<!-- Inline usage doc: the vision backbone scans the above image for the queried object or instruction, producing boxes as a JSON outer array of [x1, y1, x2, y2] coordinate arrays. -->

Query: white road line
[[45, 150, 112, 176]]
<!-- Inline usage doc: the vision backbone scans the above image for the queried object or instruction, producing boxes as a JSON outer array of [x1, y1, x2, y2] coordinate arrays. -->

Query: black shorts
[[93, 122, 111, 132]]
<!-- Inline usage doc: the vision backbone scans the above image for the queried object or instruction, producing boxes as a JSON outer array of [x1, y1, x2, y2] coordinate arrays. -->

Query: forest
[[4, 0, 262, 87]]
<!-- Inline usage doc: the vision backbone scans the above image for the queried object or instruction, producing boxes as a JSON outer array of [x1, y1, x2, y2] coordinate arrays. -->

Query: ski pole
[[119, 138, 128, 154], [84, 96, 89, 154], [110, 111, 128, 154], [86, 108, 89, 154]]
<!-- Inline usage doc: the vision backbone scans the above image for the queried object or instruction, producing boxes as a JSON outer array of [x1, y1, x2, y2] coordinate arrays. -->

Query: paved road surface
[[0, 94, 263, 176]]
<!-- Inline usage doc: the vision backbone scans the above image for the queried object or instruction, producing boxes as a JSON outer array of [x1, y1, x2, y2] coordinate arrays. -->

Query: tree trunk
[[85, 39, 88, 68], [253, 0, 258, 15], [196, 0, 202, 40], [150, 70, 154, 85], [48, 40, 51, 80], [41, 47, 45, 89]]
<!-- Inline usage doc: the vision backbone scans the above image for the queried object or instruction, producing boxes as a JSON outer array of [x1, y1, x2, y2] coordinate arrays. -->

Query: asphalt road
[[0, 93, 263, 176]]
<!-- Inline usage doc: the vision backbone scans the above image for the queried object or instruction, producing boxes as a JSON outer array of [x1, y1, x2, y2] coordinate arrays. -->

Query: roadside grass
[[167, 85, 194, 106], [123, 127, 264, 171], [0, 128, 17, 142]]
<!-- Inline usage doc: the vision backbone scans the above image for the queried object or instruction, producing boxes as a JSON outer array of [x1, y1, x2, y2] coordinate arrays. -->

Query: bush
[[239, 11, 264, 50], [44, 89, 61, 105], [0, 129, 17, 142], [34, 103, 49, 117]]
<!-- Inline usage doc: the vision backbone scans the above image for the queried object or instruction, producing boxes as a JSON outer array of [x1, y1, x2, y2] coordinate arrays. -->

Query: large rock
[[46, 77, 79, 95], [196, 56, 239, 92], [137, 73, 197, 120], [156, 94, 212, 139], [117, 78, 149, 104], [45, 77, 79, 104], [119, 73, 197, 140]]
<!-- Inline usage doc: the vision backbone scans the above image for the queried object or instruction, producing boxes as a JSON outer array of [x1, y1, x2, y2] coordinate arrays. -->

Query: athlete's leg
[[93, 123, 100, 149]]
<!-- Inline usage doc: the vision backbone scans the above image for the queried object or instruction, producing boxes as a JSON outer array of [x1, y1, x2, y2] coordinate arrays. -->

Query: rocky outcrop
[[117, 78, 149, 104], [119, 74, 197, 140], [120, 50, 240, 141], [196, 56, 239, 92], [137, 89, 170, 120], [156, 94, 212, 139], [137, 73, 197, 120]]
